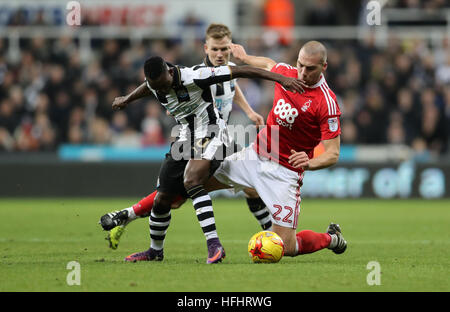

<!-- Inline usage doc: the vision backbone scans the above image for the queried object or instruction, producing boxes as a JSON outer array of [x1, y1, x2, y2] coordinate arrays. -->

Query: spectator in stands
[[110, 111, 141, 148], [141, 101, 166, 146], [1, 10, 449, 159], [419, 88, 448, 154], [305, 0, 338, 26]]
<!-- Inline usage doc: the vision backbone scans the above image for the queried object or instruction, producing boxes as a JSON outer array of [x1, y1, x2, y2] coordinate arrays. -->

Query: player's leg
[[125, 154, 188, 261], [184, 158, 225, 264], [99, 190, 157, 250], [271, 223, 347, 256], [264, 184, 346, 257], [124, 191, 175, 262], [243, 188, 272, 231], [100, 190, 186, 250], [218, 145, 346, 257]]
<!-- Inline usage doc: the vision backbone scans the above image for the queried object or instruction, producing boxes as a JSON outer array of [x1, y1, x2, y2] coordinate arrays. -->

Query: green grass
[[0, 198, 449, 292]]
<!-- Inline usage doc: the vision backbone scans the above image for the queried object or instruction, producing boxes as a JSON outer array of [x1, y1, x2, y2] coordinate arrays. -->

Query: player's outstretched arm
[[231, 43, 276, 71], [233, 84, 264, 126], [230, 65, 306, 94], [112, 82, 152, 110]]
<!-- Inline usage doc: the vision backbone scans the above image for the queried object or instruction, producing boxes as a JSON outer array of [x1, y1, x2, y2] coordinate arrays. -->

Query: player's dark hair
[[144, 56, 167, 80]]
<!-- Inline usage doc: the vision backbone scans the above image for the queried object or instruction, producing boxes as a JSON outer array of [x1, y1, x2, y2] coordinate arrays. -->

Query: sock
[[120, 207, 137, 226], [186, 185, 218, 241], [132, 191, 157, 217], [328, 234, 340, 249], [149, 210, 171, 251], [246, 197, 272, 231], [296, 230, 331, 255]]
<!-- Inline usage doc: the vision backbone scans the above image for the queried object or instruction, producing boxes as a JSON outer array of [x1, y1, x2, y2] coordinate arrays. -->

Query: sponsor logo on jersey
[[274, 99, 298, 130], [328, 117, 338, 132]]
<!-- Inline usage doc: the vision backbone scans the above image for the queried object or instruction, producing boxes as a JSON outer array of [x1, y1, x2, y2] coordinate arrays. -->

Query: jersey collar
[[203, 56, 215, 67]]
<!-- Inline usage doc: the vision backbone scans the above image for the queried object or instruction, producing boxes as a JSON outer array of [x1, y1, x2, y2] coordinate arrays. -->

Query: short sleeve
[[271, 63, 296, 75], [318, 93, 341, 140]]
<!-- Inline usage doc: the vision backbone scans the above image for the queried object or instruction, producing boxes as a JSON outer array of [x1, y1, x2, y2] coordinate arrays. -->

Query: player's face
[[148, 68, 173, 95], [297, 51, 327, 86], [204, 36, 232, 66]]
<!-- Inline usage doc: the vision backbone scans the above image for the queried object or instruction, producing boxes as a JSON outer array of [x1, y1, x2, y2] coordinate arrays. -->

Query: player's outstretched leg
[[273, 223, 347, 257], [99, 191, 157, 231], [294, 223, 347, 255], [99, 191, 158, 249]]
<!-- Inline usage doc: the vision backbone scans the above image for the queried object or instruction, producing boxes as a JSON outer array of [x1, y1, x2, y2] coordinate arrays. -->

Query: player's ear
[[204, 43, 208, 54], [322, 62, 328, 72]]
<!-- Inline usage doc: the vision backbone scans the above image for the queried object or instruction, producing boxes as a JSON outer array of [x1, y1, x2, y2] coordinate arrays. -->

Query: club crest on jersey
[[328, 117, 338, 132], [301, 99, 312, 112]]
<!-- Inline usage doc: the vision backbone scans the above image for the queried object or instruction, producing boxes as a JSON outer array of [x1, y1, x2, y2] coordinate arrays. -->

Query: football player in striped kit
[[101, 54, 305, 263], [100, 24, 272, 257]]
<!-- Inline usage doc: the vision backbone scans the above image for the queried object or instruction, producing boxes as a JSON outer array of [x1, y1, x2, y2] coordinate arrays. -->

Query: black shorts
[[156, 140, 242, 198]]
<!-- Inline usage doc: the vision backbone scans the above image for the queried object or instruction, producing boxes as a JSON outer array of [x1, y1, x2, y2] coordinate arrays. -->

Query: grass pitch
[[0, 198, 449, 292]]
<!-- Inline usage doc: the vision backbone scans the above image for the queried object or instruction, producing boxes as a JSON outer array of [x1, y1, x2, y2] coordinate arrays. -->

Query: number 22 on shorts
[[272, 205, 294, 223]]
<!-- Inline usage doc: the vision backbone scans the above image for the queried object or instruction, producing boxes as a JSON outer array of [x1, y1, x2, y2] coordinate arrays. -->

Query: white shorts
[[214, 144, 304, 229]]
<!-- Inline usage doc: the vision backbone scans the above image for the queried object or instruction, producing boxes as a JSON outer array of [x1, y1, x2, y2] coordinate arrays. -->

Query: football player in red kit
[[212, 40, 347, 257]]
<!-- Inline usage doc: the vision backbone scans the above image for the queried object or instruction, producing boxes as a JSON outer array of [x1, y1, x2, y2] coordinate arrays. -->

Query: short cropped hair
[[205, 23, 232, 41], [144, 56, 167, 80]]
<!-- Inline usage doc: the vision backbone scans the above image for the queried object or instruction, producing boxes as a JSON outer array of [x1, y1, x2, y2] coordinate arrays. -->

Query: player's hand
[[112, 96, 129, 110], [288, 149, 310, 170], [248, 111, 265, 127], [279, 77, 307, 94], [230, 43, 248, 63]]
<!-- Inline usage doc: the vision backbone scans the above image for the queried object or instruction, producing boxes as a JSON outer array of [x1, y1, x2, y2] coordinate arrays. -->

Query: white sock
[[328, 234, 338, 249], [125, 207, 137, 220]]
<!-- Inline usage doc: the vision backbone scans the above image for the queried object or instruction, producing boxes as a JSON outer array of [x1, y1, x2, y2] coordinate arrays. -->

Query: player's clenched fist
[[112, 96, 129, 110], [288, 149, 310, 170]]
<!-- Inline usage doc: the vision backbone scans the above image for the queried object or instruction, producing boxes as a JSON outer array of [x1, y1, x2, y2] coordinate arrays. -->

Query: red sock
[[296, 230, 331, 255], [132, 191, 185, 216], [132, 191, 157, 216]]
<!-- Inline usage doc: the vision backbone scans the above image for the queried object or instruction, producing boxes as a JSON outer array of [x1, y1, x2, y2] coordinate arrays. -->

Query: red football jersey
[[255, 63, 341, 173]]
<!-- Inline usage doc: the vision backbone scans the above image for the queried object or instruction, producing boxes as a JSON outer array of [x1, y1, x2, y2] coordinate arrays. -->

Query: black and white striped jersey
[[145, 63, 232, 142], [202, 58, 237, 122]]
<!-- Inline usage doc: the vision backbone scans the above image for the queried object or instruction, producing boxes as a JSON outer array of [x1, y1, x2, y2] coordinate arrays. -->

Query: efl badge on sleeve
[[328, 117, 338, 132]]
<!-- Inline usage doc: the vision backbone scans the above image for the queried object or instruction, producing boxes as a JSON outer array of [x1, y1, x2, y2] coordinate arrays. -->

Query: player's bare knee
[[272, 225, 297, 256]]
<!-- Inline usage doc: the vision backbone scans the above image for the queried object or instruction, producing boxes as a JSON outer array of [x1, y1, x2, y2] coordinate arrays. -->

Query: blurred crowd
[[0, 1, 449, 158]]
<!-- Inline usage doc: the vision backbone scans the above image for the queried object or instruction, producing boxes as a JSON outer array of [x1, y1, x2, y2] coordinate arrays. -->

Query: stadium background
[[0, 0, 448, 198]]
